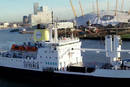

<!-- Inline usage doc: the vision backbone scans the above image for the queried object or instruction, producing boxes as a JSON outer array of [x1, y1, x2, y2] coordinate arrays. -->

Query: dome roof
[[76, 10, 130, 26]]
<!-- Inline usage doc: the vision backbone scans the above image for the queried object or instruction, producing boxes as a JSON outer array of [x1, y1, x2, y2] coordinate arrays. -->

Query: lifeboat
[[25, 46, 37, 52], [11, 44, 16, 50], [31, 47, 37, 51], [18, 46, 25, 51], [11, 44, 19, 50], [11, 44, 37, 52]]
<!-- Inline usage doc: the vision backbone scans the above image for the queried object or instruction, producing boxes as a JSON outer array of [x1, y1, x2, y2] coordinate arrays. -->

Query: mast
[[69, 0, 78, 28], [49, 10, 54, 42], [121, 0, 124, 12], [92, 0, 95, 12], [96, 0, 100, 18], [107, 0, 109, 11], [79, 0, 84, 17], [115, 0, 118, 16], [51, 11, 54, 24], [70, 0, 77, 18]]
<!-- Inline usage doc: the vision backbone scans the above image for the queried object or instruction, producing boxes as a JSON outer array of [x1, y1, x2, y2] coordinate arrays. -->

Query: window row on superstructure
[[45, 62, 57, 66]]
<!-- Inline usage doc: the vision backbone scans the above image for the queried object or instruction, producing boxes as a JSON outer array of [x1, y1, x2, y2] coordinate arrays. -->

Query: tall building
[[34, 3, 39, 15], [28, 3, 52, 26], [23, 16, 28, 24], [40, 6, 43, 12]]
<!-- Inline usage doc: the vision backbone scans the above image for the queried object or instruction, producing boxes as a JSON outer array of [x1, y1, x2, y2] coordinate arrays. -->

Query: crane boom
[[79, 0, 84, 17], [69, 0, 77, 18]]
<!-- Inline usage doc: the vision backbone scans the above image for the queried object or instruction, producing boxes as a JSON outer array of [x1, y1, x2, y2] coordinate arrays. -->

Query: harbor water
[[0, 29, 130, 86]]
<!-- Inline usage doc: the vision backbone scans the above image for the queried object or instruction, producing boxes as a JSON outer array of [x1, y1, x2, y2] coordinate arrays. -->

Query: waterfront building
[[33, 3, 39, 15], [0, 22, 9, 29], [23, 16, 28, 24], [3, 23, 9, 28], [28, 4, 52, 26], [12, 24, 18, 28]]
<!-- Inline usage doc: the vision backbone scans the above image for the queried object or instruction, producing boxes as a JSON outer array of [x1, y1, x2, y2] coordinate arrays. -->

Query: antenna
[[51, 10, 54, 24], [128, 9, 130, 15]]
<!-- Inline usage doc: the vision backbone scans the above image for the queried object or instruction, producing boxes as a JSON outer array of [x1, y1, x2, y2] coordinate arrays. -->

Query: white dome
[[76, 10, 130, 26]]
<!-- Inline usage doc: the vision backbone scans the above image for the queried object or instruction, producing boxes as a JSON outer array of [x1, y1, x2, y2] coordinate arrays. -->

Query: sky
[[0, 0, 130, 22]]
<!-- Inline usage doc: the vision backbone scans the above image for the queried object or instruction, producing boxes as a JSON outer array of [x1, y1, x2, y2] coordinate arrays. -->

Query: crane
[[69, 0, 77, 18], [79, 0, 84, 17]]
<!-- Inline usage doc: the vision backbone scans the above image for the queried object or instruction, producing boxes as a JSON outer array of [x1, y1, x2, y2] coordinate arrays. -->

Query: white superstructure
[[0, 24, 82, 72]]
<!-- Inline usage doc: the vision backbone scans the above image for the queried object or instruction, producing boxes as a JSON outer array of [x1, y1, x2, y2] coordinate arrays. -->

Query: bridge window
[[51, 51, 54, 53], [44, 51, 47, 53]]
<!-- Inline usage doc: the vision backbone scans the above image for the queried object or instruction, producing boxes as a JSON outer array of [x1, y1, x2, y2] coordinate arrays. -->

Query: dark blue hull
[[0, 66, 129, 86]]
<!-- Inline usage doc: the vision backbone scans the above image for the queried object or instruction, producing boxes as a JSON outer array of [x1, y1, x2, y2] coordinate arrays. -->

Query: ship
[[0, 23, 130, 85]]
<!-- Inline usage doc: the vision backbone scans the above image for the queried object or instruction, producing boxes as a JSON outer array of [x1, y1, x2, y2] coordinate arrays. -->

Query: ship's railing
[[58, 38, 79, 44]]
